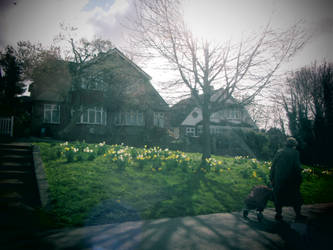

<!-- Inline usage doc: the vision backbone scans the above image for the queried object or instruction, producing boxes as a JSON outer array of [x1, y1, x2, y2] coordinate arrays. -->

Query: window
[[192, 111, 198, 118], [44, 104, 60, 124], [80, 74, 106, 91], [221, 109, 241, 120], [185, 127, 196, 137], [114, 111, 145, 126], [79, 106, 106, 125], [153, 112, 165, 128]]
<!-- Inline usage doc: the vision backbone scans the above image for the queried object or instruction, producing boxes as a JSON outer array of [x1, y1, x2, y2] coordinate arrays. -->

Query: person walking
[[270, 137, 306, 221]]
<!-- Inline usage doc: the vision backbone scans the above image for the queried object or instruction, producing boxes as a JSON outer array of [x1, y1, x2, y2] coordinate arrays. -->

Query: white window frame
[[153, 112, 165, 128], [43, 104, 60, 124], [79, 106, 107, 125], [114, 111, 145, 126], [185, 127, 196, 137]]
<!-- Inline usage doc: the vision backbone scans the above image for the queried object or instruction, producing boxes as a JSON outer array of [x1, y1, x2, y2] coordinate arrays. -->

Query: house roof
[[31, 89, 66, 102], [30, 47, 169, 110], [102, 48, 168, 110], [170, 89, 236, 127], [85, 48, 152, 81], [111, 48, 152, 80], [171, 88, 256, 128]]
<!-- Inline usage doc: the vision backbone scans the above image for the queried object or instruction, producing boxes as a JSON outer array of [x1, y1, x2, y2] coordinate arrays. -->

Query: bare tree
[[15, 41, 61, 81], [125, 0, 306, 162], [281, 62, 333, 165], [248, 101, 287, 133]]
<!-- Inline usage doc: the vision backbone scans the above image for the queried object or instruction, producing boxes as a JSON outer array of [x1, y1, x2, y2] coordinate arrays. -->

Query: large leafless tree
[[126, 0, 307, 162]]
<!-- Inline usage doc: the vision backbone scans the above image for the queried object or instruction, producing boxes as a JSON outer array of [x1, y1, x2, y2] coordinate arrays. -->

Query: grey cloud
[[317, 18, 333, 34], [87, 0, 137, 47], [0, 0, 16, 9]]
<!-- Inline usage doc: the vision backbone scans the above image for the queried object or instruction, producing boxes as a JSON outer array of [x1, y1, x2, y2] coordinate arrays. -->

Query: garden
[[36, 141, 333, 228]]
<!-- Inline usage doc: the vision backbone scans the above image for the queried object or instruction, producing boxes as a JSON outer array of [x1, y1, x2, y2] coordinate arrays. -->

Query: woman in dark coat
[[270, 137, 305, 221]]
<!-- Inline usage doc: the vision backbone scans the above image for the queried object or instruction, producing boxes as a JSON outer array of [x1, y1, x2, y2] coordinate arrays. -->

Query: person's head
[[286, 137, 298, 148]]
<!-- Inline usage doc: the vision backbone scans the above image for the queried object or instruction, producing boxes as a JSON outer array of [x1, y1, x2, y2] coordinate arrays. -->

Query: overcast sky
[[1, 0, 332, 101]]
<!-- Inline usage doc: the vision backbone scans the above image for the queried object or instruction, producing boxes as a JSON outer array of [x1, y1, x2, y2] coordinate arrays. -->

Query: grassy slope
[[36, 142, 333, 227]]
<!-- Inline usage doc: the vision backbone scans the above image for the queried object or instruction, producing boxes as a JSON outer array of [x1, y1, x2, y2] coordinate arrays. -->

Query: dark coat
[[270, 147, 303, 207]]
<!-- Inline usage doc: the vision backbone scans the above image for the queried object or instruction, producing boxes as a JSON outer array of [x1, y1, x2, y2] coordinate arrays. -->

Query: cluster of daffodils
[[203, 158, 236, 174], [263, 161, 272, 170], [58, 141, 108, 162], [321, 170, 333, 176], [204, 158, 224, 173], [97, 142, 106, 147], [302, 168, 333, 178], [103, 145, 192, 171], [251, 158, 258, 164], [136, 146, 191, 167], [83, 147, 94, 153], [107, 147, 133, 165], [63, 146, 79, 152], [234, 156, 249, 160], [234, 155, 249, 164], [302, 168, 313, 174]]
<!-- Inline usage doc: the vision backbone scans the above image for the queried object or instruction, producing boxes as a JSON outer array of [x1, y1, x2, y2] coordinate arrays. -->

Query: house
[[30, 48, 169, 145], [170, 88, 258, 155]]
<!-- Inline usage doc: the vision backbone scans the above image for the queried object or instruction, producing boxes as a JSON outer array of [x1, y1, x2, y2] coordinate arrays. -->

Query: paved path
[[26, 203, 332, 250]]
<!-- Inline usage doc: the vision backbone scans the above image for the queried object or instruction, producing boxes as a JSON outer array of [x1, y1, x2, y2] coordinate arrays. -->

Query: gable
[[84, 49, 168, 110], [84, 48, 151, 82], [173, 89, 257, 128], [30, 48, 169, 111], [181, 107, 202, 126]]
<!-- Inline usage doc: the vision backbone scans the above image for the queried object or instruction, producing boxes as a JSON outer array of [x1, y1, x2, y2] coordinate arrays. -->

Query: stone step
[[0, 143, 32, 150], [0, 192, 24, 206], [0, 179, 26, 193], [0, 155, 33, 164], [0, 179, 37, 192], [0, 142, 42, 212], [0, 181, 41, 208], [0, 148, 32, 156], [0, 178, 25, 185], [0, 160, 33, 167], [0, 191, 23, 200], [0, 169, 31, 179]]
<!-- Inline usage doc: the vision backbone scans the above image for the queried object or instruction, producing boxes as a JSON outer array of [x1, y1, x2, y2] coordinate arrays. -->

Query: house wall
[[178, 126, 259, 156], [31, 101, 66, 137], [71, 90, 105, 106], [30, 49, 170, 144], [31, 100, 170, 145]]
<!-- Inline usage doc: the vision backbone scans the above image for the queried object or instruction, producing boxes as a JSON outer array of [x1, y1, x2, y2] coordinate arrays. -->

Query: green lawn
[[35, 141, 333, 228]]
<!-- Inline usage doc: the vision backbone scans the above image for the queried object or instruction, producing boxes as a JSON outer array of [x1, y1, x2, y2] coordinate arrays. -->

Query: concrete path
[[30, 203, 332, 250]]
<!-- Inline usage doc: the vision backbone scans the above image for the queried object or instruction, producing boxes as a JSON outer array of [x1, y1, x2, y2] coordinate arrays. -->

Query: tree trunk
[[201, 96, 211, 162]]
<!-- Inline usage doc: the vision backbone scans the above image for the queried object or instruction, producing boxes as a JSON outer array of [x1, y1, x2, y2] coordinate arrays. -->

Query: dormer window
[[79, 74, 106, 91]]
